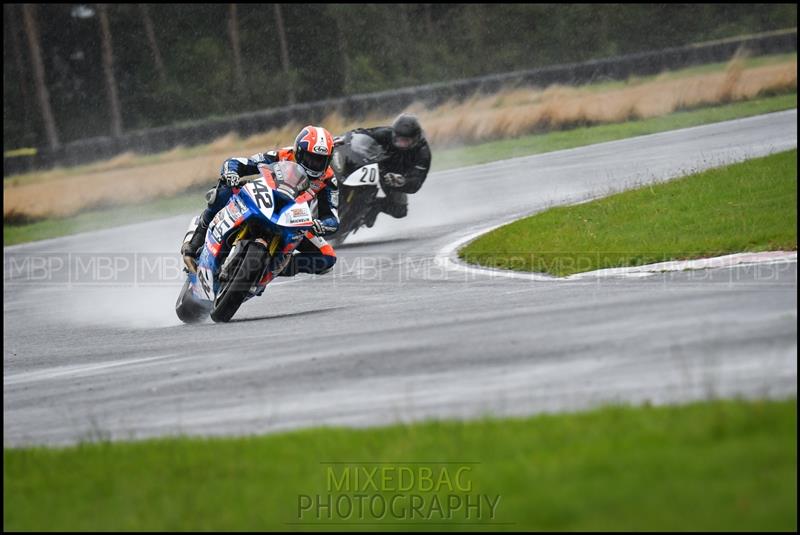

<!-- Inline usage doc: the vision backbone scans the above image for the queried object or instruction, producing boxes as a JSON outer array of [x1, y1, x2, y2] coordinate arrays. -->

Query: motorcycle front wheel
[[210, 241, 270, 323]]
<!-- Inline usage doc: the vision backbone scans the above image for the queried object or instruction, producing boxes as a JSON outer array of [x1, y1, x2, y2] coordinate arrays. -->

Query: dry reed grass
[[4, 58, 795, 220], [418, 60, 796, 146]]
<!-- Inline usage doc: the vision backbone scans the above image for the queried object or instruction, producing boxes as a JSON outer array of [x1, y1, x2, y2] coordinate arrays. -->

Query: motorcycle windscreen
[[349, 133, 386, 163], [269, 161, 311, 199]]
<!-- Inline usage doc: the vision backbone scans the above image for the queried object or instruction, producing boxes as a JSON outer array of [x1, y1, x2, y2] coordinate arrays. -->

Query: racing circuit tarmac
[[3, 110, 797, 446]]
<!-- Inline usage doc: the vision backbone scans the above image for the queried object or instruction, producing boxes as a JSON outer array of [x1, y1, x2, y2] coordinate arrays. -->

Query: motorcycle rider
[[345, 113, 432, 226], [181, 125, 339, 278]]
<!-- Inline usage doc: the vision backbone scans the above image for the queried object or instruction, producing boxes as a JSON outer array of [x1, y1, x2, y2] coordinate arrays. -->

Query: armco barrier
[[4, 28, 796, 176]]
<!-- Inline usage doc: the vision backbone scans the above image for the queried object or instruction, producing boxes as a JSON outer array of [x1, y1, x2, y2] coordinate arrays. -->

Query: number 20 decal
[[359, 167, 378, 183]]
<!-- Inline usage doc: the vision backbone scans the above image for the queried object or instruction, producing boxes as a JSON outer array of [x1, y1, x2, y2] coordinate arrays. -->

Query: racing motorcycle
[[175, 160, 316, 323], [328, 132, 389, 247]]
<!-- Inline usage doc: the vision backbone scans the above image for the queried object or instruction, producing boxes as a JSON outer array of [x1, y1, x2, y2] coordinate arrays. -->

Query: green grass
[[4, 93, 797, 247], [460, 149, 798, 276], [4, 399, 796, 531]]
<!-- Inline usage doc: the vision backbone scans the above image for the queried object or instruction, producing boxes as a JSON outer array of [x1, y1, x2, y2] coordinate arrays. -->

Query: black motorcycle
[[328, 132, 389, 247]]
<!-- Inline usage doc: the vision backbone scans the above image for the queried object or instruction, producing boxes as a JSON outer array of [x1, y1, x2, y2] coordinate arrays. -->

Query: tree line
[[3, 3, 796, 152]]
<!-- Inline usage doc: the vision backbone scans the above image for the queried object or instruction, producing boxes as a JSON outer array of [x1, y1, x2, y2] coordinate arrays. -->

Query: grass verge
[[3, 94, 796, 246], [4, 399, 796, 531], [460, 149, 797, 276]]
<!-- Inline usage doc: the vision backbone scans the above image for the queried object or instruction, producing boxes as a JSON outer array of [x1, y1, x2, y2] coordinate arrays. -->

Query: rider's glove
[[383, 172, 406, 188], [310, 219, 327, 236], [222, 171, 241, 187], [310, 218, 337, 236]]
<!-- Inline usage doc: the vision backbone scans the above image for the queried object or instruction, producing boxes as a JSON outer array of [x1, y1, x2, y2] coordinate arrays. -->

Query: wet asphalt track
[[3, 110, 797, 446]]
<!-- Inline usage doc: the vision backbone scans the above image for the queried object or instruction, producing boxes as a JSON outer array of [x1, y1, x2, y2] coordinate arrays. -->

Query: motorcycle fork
[[234, 225, 248, 243], [268, 234, 281, 256], [219, 225, 250, 281], [251, 234, 283, 291]]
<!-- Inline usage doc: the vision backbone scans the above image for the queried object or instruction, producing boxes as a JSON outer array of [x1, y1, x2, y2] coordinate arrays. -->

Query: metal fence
[[4, 28, 796, 176]]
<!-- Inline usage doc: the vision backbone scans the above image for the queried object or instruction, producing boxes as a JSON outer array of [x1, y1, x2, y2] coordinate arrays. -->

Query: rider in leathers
[[181, 125, 339, 278], [347, 113, 432, 226]]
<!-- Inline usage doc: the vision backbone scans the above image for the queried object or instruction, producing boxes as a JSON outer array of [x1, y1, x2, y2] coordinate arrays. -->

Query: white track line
[[565, 251, 797, 279], [434, 222, 797, 281], [4, 353, 184, 386]]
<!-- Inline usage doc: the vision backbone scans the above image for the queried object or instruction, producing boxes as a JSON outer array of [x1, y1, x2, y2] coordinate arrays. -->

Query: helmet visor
[[393, 135, 415, 149], [298, 151, 329, 175]]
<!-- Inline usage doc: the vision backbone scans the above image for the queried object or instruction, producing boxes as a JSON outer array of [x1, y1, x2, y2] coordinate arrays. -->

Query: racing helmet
[[391, 113, 423, 150], [294, 125, 334, 179]]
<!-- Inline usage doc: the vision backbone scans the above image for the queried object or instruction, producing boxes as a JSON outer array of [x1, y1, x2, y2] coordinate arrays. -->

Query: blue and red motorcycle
[[175, 161, 316, 323]]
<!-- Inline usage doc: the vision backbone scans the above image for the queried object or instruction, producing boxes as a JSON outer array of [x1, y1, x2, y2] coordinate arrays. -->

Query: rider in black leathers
[[347, 113, 432, 226]]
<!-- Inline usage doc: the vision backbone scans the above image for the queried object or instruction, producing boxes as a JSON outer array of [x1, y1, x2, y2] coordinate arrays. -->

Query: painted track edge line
[[434, 223, 798, 281]]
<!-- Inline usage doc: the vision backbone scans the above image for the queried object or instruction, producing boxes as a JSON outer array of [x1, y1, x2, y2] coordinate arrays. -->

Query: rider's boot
[[181, 220, 208, 270], [363, 199, 384, 228], [277, 255, 299, 277]]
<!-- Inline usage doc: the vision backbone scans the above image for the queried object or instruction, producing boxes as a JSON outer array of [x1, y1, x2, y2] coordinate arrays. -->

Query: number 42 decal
[[251, 180, 273, 209]]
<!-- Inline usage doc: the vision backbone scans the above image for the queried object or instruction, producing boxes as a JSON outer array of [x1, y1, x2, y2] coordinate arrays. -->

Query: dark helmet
[[391, 113, 423, 150]]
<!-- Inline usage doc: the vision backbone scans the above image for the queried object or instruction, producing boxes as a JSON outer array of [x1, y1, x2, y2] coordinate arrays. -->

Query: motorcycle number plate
[[343, 163, 380, 187], [244, 179, 275, 218]]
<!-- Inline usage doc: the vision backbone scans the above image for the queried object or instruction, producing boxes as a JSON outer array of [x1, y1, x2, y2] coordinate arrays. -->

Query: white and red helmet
[[294, 125, 334, 178]]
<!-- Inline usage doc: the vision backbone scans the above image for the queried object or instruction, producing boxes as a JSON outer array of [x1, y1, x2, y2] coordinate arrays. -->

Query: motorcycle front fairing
[[191, 165, 315, 303]]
